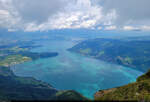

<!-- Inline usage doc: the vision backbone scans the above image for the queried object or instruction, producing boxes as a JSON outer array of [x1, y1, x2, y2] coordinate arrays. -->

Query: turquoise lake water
[[12, 38, 143, 99]]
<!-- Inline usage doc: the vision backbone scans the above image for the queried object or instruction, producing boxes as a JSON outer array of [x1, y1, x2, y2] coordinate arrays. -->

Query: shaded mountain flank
[[0, 66, 87, 101]]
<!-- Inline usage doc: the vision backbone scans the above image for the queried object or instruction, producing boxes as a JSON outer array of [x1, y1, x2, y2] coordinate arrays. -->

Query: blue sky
[[0, 0, 150, 32]]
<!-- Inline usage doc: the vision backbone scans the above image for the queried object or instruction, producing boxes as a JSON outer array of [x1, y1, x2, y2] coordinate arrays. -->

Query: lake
[[12, 36, 143, 99]]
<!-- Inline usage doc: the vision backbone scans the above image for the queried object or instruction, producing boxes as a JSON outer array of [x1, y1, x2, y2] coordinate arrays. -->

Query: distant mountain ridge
[[69, 38, 150, 72]]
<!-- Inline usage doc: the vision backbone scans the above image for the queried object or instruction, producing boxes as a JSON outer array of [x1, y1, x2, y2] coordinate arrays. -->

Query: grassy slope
[[94, 70, 150, 101]]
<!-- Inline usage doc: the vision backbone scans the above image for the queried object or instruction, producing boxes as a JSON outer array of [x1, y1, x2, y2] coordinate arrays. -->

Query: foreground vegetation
[[94, 69, 150, 101]]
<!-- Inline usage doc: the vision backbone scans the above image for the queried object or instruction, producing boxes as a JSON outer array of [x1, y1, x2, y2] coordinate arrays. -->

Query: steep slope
[[94, 70, 150, 101], [0, 66, 87, 101], [0, 66, 58, 101], [51, 90, 88, 100], [69, 38, 150, 72]]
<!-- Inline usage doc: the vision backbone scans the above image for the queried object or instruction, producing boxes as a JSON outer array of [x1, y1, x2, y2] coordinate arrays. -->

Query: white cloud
[[8, 28, 17, 32], [105, 26, 117, 30], [0, 9, 20, 29], [0, 0, 21, 29], [101, 0, 150, 26], [123, 26, 135, 31], [97, 26, 102, 30], [123, 26, 140, 31], [141, 26, 150, 31], [24, 0, 107, 31], [1, 0, 150, 31], [0, 0, 119, 31], [122, 25, 150, 31], [103, 9, 117, 26], [0, 10, 9, 15]]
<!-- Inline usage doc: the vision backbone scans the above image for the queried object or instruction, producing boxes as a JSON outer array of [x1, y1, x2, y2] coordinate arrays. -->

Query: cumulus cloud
[[0, 0, 71, 30], [123, 26, 140, 31], [141, 26, 150, 31], [25, 0, 105, 31], [101, 0, 150, 26], [0, 0, 20, 29], [0, 0, 150, 31], [105, 25, 117, 30], [0, 0, 118, 31], [97, 26, 102, 30], [12, 0, 69, 23], [123, 25, 150, 31]]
